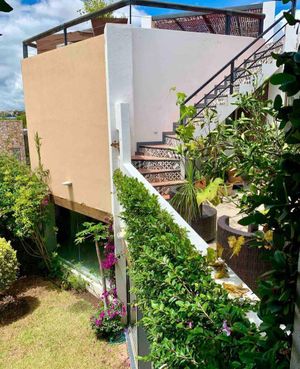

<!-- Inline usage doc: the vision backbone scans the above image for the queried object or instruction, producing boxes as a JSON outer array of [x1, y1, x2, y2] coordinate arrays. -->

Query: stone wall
[[0, 120, 26, 161]]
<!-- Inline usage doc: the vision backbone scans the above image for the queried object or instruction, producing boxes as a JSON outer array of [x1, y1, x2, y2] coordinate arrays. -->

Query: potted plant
[[170, 161, 221, 242], [79, 0, 128, 36]]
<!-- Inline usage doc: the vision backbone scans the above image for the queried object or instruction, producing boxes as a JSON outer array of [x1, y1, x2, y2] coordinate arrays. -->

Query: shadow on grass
[[0, 295, 40, 326]]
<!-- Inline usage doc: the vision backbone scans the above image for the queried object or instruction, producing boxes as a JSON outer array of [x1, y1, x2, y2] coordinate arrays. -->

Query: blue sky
[[19, 0, 296, 13]]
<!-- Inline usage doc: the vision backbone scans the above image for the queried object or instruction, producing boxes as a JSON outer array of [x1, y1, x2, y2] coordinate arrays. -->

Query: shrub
[[61, 272, 87, 293], [49, 253, 87, 292], [113, 170, 264, 368], [0, 237, 19, 292], [0, 153, 50, 268]]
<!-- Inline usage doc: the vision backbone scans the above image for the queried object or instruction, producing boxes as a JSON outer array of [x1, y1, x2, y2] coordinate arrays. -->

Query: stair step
[[139, 144, 175, 150], [139, 168, 182, 182], [138, 168, 179, 174], [205, 93, 227, 100], [139, 144, 180, 159], [132, 155, 179, 161], [164, 134, 180, 147], [132, 155, 181, 171], [150, 179, 186, 195], [151, 179, 186, 187]]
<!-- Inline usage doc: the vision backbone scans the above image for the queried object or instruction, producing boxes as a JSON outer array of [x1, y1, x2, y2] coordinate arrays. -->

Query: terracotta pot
[[91, 18, 128, 36], [191, 205, 217, 243], [227, 169, 243, 185], [194, 178, 206, 190], [218, 183, 233, 197]]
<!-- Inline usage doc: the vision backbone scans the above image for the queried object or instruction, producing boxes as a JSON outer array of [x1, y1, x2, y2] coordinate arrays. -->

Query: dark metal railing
[[183, 12, 289, 122], [23, 0, 265, 58]]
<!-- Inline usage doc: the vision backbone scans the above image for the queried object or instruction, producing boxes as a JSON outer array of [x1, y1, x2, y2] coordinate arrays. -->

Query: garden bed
[[0, 276, 129, 369]]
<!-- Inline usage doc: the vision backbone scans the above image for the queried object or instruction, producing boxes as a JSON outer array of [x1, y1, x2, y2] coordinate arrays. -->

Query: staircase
[[132, 18, 287, 198], [131, 129, 183, 200]]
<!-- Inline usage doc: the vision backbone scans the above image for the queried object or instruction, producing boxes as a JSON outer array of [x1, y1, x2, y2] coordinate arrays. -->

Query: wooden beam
[[51, 195, 111, 223]]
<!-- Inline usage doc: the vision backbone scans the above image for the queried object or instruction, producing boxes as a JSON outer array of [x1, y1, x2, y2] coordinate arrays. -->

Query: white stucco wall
[[105, 24, 258, 152]]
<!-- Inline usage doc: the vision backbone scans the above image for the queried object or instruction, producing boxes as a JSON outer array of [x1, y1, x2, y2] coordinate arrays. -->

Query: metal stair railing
[[183, 12, 290, 122], [22, 0, 265, 58]]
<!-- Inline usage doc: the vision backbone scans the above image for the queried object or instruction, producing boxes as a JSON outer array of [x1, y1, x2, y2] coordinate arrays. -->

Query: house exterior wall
[[0, 120, 26, 161], [105, 24, 261, 152], [22, 35, 112, 218]]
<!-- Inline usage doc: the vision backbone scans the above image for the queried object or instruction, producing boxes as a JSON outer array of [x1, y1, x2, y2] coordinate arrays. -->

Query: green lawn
[[0, 277, 129, 369]]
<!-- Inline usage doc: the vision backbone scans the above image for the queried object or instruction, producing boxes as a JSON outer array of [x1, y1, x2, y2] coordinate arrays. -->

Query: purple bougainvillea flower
[[95, 319, 101, 327], [187, 321, 193, 329], [41, 197, 49, 207], [104, 242, 115, 252], [222, 320, 232, 336], [102, 252, 118, 269], [102, 290, 109, 299], [112, 288, 118, 297], [99, 311, 105, 319]]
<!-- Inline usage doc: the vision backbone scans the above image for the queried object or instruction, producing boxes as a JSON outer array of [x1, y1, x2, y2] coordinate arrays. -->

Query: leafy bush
[[0, 237, 19, 292], [49, 253, 87, 292], [113, 169, 264, 369], [0, 154, 50, 268], [91, 291, 126, 341], [61, 272, 87, 293]]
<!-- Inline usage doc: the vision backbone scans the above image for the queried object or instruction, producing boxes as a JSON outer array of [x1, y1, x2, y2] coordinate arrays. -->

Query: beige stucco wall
[[22, 35, 112, 216]]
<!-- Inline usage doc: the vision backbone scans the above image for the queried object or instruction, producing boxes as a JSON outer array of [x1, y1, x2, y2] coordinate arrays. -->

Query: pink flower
[[187, 321, 193, 329], [222, 320, 232, 336], [104, 242, 115, 253], [41, 197, 49, 207], [102, 290, 109, 298], [95, 319, 101, 327], [112, 288, 118, 297], [102, 252, 118, 269]]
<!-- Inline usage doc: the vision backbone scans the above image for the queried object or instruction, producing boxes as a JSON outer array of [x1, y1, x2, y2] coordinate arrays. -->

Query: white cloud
[[0, 0, 85, 110], [0, 0, 146, 110]]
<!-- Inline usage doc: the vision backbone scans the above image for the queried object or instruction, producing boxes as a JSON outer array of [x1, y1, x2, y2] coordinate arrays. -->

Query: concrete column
[[262, 1, 276, 39]]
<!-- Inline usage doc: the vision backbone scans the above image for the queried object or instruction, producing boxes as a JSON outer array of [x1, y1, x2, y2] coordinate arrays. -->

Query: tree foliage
[[79, 0, 113, 17]]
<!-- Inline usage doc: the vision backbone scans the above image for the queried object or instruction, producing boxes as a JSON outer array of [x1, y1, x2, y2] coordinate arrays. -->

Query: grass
[[0, 277, 129, 369]]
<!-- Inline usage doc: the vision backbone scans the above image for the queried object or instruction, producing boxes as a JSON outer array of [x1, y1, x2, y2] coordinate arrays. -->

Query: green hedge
[[113, 170, 264, 369]]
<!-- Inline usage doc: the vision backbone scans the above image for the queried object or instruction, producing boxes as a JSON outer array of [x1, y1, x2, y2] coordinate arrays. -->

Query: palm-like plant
[[170, 161, 199, 224], [171, 161, 222, 224]]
